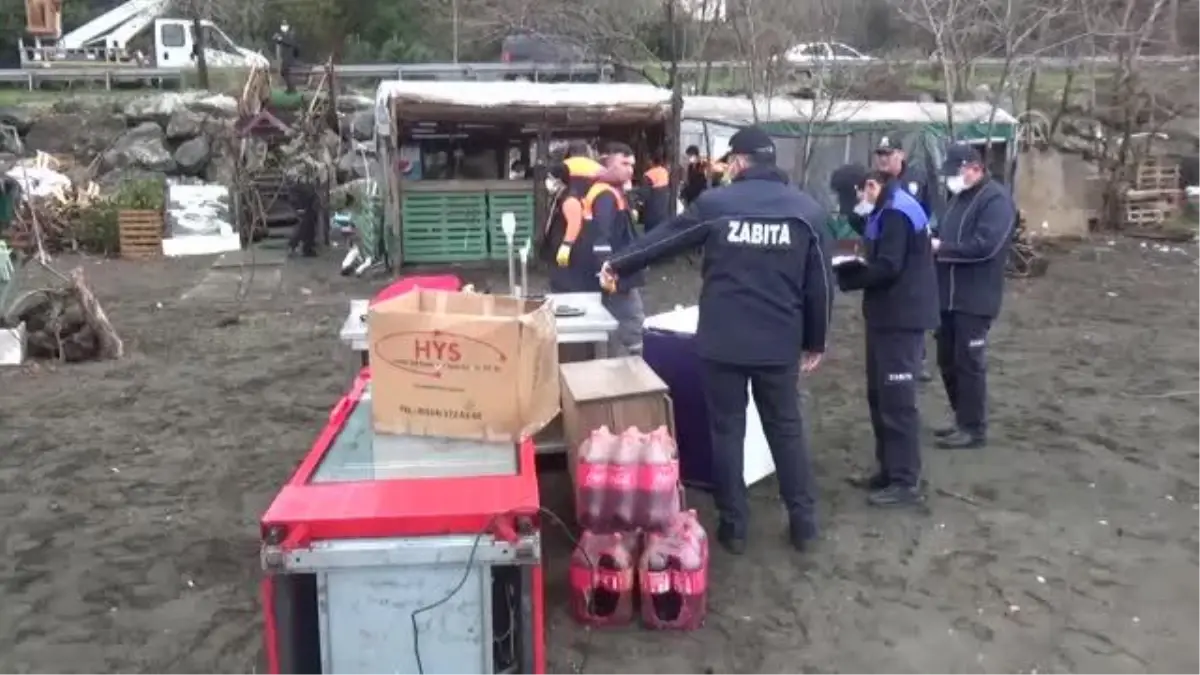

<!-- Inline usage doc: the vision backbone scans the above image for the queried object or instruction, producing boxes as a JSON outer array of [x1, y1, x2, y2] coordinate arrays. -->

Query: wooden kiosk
[[371, 80, 675, 267]]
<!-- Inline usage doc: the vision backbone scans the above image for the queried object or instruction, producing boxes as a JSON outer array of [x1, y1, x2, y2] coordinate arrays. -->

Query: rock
[[103, 122, 176, 173], [123, 92, 237, 126], [165, 108, 206, 140], [205, 152, 236, 185], [349, 110, 375, 141], [123, 93, 193, 126], [174, 136, 211, 176], [0, 107, 35, 135], [0, 126, 23, 154], [24, 112, 125, 163], [186, 94, 238, 119]]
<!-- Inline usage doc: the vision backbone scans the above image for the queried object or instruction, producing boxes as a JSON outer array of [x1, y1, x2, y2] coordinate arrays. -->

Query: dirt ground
[[0, 239, 1197, 674]]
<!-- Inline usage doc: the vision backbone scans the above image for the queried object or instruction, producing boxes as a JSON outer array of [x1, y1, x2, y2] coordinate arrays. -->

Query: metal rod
[[506, 237, 516, 295], [519, 242, 529, 298]]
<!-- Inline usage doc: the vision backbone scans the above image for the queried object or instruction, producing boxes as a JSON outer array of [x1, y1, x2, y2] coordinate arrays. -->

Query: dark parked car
[[501, 33, 590, 64], [499, 33, 608, 82]]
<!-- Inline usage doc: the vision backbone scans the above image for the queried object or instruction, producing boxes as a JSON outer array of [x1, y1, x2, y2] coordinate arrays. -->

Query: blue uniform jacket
[[935, 178, 1016, 318], [837, 183, 939, 331], [607, 165, 833, 366]]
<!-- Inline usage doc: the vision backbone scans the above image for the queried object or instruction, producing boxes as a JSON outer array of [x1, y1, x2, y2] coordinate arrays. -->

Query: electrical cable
[[410, 506, 592, 675]]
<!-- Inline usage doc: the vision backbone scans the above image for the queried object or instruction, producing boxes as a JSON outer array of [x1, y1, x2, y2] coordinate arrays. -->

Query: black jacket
[[935, 177, 1016, 318], [608, 165, 833, 366], [836, 181, 939, 331]]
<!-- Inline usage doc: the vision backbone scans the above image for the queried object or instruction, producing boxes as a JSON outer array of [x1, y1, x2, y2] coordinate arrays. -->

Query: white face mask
[[544, 178, 562, 194], [853, 200, 874, 216], [945, 174, 967, 194]]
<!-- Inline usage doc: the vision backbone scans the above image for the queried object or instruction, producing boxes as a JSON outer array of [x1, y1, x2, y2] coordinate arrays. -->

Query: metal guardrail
[[0, 66, 187, 88], [0, 55, 1194, 89]]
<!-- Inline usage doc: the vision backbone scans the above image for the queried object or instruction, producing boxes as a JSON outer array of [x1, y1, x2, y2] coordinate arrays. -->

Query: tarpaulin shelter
[[681, 97, 1018, 239]]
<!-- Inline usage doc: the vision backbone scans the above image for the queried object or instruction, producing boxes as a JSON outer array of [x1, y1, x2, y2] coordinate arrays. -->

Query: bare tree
[[1077, 0, 1197, 227], [890, 0, 1064, 137], [727, 0, 876, 186]]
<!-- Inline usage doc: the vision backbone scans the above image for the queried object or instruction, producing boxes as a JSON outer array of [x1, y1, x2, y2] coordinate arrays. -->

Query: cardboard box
[[559, 356, 675, 474], [369, 290, 560, 440]]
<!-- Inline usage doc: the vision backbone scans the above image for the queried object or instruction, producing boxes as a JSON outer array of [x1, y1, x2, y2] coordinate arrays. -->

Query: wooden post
[[532, 116, 551, 243], [389, 107, 405, 271], [191, 17, 209, 90]]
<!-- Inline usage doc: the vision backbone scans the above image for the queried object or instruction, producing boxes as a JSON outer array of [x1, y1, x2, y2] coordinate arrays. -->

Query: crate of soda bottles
[[568, 425, 708, 630], [569, 511, 708, 630], [574, 426, 681, 532]]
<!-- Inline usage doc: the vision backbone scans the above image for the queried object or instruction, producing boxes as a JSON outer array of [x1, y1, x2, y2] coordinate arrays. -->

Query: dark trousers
[[701, 359, 816, 540], [935, 311, 992, 436], [866, 329, 924, 487], [288, 186, 318, 255]]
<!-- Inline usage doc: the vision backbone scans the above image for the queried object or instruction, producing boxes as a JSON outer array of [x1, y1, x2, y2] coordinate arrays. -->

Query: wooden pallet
[[1135, 160, 1181, 191], [1125, 204, 1167, 226], [118, 210, 163, 259]]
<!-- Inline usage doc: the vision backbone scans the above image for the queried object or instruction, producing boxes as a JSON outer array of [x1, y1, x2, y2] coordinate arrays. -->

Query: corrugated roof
[[375, 81, 672, 134]]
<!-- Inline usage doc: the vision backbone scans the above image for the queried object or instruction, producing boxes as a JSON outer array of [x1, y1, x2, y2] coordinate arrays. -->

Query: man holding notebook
[[833, 170, 939, 508]]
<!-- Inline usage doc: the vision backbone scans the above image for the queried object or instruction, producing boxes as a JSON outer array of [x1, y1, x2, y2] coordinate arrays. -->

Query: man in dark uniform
[[272, 22, 301, 94], [584, 143, 645, 355], [287, 180, 319, 257], [601, 127, 832, 555], [830, 163, 870, 236], [834, 170, 939, 507], [635, 151, 671, 233], [874, 135, 932, 216], [931, 144, 1017, 449], [874, 133, 935, 382], [537, 157, 602, 293], [682, 145, 709, 205]]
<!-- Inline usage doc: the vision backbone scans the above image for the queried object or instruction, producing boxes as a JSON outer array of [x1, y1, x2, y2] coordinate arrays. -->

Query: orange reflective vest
[[581, 182, 628, 221]]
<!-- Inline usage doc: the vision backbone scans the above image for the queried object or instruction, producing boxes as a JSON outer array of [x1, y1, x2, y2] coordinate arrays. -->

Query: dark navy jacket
[[587, 183, 645, 292], [607, 165, 833, 366], [836, 183, 939, 331], [936, 177, 1016, 318]]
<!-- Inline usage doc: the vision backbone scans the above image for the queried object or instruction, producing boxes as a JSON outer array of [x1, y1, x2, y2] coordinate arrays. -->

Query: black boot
[[788, 523, 818, 552], [867, 484, 926, 508], [716, 522, 746, 556], [933, 416, 958, 438], [936, 429, 986, 449], [846, 472, 889, 491]]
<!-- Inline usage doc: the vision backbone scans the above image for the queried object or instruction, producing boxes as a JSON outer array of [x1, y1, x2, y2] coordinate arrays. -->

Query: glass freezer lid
[[310, 386, 520, 483]]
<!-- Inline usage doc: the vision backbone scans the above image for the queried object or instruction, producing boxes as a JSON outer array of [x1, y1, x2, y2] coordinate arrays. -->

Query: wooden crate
[[559, 356, 676, 478], [1135, 159, 1181, 191], [118, 210, 163, 259], [1125, 203, 1166, 226], [400, 192, 489, 264]]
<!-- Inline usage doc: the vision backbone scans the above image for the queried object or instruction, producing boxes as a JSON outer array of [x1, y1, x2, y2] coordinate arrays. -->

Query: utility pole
[[192, 16, 210, 90], [452, 0, 460, 63], [665, 0, 683, 208]]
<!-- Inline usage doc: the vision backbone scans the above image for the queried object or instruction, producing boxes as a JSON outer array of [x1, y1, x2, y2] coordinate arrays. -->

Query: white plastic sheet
[[162, 183, 240, 257], [6, 166, 71, 199]]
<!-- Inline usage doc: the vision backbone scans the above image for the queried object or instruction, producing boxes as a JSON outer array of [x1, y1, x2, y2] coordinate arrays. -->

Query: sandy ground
[[0, 239, 1197, 674]]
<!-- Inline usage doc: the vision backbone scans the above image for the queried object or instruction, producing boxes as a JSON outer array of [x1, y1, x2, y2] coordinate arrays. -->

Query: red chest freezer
[[260, 369, 545, 674]]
